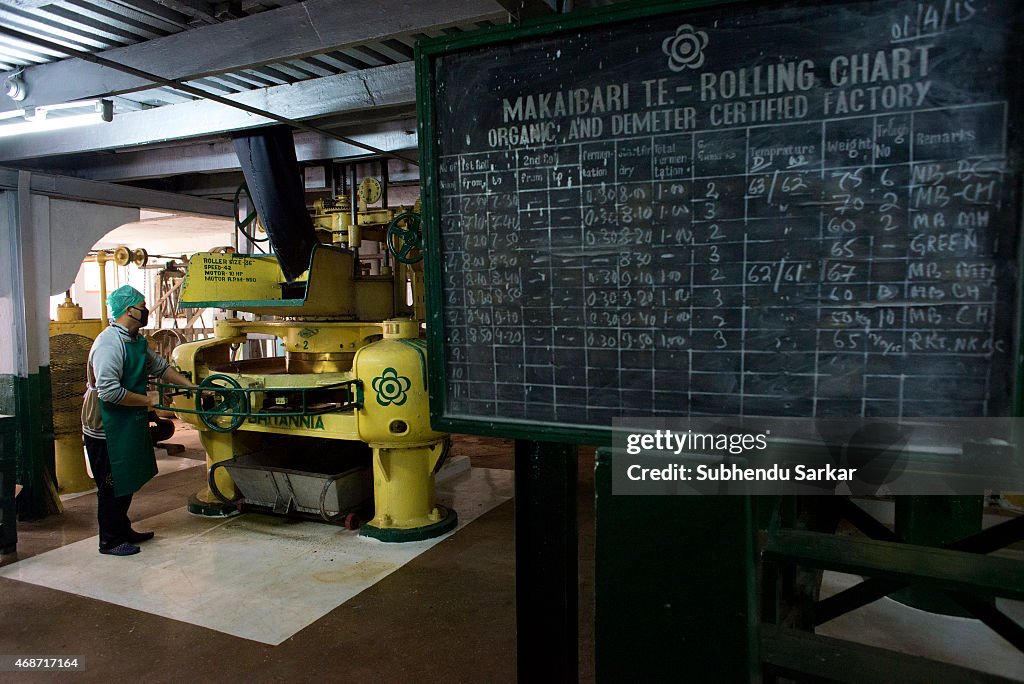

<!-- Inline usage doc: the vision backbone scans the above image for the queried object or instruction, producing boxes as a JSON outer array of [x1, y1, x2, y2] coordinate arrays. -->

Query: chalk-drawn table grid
[[439, 100, 1009, 421]]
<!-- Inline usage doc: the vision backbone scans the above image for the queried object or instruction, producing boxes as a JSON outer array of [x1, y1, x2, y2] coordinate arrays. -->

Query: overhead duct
[[232, 125, 318, 282]]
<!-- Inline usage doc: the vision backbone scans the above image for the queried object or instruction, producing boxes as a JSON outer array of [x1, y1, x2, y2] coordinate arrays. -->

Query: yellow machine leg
[[187, 431, 242, 516], [54, 435, 94, 494], [361, 440, 457, 542]]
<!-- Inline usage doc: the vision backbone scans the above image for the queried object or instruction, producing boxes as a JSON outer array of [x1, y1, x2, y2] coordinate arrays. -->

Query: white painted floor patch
[[1, 468, 512, 645], [60, 447, 205, 502]]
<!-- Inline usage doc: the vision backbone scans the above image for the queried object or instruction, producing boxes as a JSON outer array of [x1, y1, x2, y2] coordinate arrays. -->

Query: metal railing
[[154, 375, 364, 432]]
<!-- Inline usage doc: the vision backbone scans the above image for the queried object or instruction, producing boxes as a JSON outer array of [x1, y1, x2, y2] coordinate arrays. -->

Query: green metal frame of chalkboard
[[417, 0, 758, 445], [417, 0, 1024, 444]]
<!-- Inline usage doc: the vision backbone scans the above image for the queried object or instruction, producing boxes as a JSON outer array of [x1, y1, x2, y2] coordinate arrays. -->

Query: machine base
[[360, 505, 458, 542], [187, 491, 239, 518]]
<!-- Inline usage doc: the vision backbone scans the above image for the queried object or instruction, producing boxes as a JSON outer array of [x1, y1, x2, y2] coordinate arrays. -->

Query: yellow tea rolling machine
[[160, 202, 454, 542]]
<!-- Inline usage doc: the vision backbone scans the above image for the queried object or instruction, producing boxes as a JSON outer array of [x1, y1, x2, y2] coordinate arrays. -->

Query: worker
[[83, 285, 195, 556]]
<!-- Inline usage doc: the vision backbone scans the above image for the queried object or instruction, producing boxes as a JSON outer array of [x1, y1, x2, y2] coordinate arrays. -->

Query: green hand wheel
[[386, 212, 424, 264], [196, 374, 246, 433], [233, 182, 269, 244]]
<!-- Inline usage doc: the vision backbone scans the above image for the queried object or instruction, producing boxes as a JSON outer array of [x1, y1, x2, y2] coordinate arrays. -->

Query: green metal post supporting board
[[595, 449, 758, 681], [515, 440, 578, 682]]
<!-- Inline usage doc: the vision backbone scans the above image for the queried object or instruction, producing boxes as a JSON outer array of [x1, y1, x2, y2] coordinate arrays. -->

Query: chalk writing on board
[[431, 0, 1020, 427]]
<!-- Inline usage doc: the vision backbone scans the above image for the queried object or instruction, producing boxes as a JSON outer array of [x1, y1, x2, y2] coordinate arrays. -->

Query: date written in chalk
[[0, 656, 84, 671]]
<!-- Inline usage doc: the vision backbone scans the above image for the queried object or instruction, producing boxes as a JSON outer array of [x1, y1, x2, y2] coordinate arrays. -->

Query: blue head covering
[[107, 284, 145, 319]]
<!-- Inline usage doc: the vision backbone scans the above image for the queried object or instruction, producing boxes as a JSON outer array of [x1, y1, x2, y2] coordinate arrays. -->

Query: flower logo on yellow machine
[[662, 24, 708, 72], [372, 367, 411, 406]]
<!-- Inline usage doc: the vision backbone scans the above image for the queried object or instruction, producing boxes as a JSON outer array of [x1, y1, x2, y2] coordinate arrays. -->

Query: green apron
[[99, 334, 157, 497]]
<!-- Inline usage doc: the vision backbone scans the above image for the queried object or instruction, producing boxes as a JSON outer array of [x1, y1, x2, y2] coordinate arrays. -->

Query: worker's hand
[[200, 392, 216, 411], [161, 368, 196, 392]]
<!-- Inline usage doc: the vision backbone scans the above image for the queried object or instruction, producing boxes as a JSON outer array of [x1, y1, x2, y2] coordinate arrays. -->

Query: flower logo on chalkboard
[[372, 367, 411, 407], [662, 24, 708, 72]]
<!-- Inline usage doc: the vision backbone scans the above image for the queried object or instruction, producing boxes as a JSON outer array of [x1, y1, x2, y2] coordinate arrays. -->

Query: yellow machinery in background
[[164, 190, 454, 542], [311, 180, 426, 316], [49, 294, 102, 494], [85, 245, 150, 327]]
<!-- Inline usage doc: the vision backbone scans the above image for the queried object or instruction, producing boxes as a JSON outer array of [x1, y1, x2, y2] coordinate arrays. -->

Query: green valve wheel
[[233, 182, 269, 244], [196, 374, 246, 433], [386, 212, 424, 264]]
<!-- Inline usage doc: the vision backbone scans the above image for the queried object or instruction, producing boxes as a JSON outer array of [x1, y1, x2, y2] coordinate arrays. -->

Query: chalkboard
[[418, 0, 1024, 443]]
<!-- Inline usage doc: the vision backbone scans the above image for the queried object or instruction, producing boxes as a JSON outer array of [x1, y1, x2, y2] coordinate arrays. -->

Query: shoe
[[127, 530, 154, 543], [99, 542, 140, 556]]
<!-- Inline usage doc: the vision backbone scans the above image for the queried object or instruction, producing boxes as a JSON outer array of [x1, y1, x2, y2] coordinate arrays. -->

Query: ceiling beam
[[0, 62, 414, 161], [0, 0, 66, 10], [0, 166, 233, 215], [47, 121, 419, 181], [0, 0, 504, 113], [145, 0, 219, 25], [125, 173, 248, 198], [124, 156, 421, 197], [494, 0, 556, 20]]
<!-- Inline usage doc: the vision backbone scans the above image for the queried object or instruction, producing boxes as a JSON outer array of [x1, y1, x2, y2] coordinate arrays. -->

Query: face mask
[[128, 305, 149, 327]]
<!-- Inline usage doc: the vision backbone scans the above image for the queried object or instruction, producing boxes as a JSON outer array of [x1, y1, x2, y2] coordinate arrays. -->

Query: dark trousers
[[84, 435, 134, 549]]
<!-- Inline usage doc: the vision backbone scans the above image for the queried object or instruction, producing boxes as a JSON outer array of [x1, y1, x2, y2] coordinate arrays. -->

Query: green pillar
[[0, 413, 17, 552], [0, 176, 138, 522], [0, 183, 60, 519]]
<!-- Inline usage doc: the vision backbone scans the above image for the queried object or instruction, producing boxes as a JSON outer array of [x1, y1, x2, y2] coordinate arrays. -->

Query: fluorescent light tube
[[0, 99, 112, 138]]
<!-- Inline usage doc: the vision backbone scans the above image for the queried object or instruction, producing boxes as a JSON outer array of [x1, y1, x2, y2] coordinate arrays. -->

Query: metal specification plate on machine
[[418, 0, 1024, 443]]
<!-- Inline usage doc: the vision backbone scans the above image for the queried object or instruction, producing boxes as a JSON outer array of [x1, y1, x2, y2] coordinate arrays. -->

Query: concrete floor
[[0, 424, 598, 683], [0, 469, 514, 646], [0, 423, 1020, 681]]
